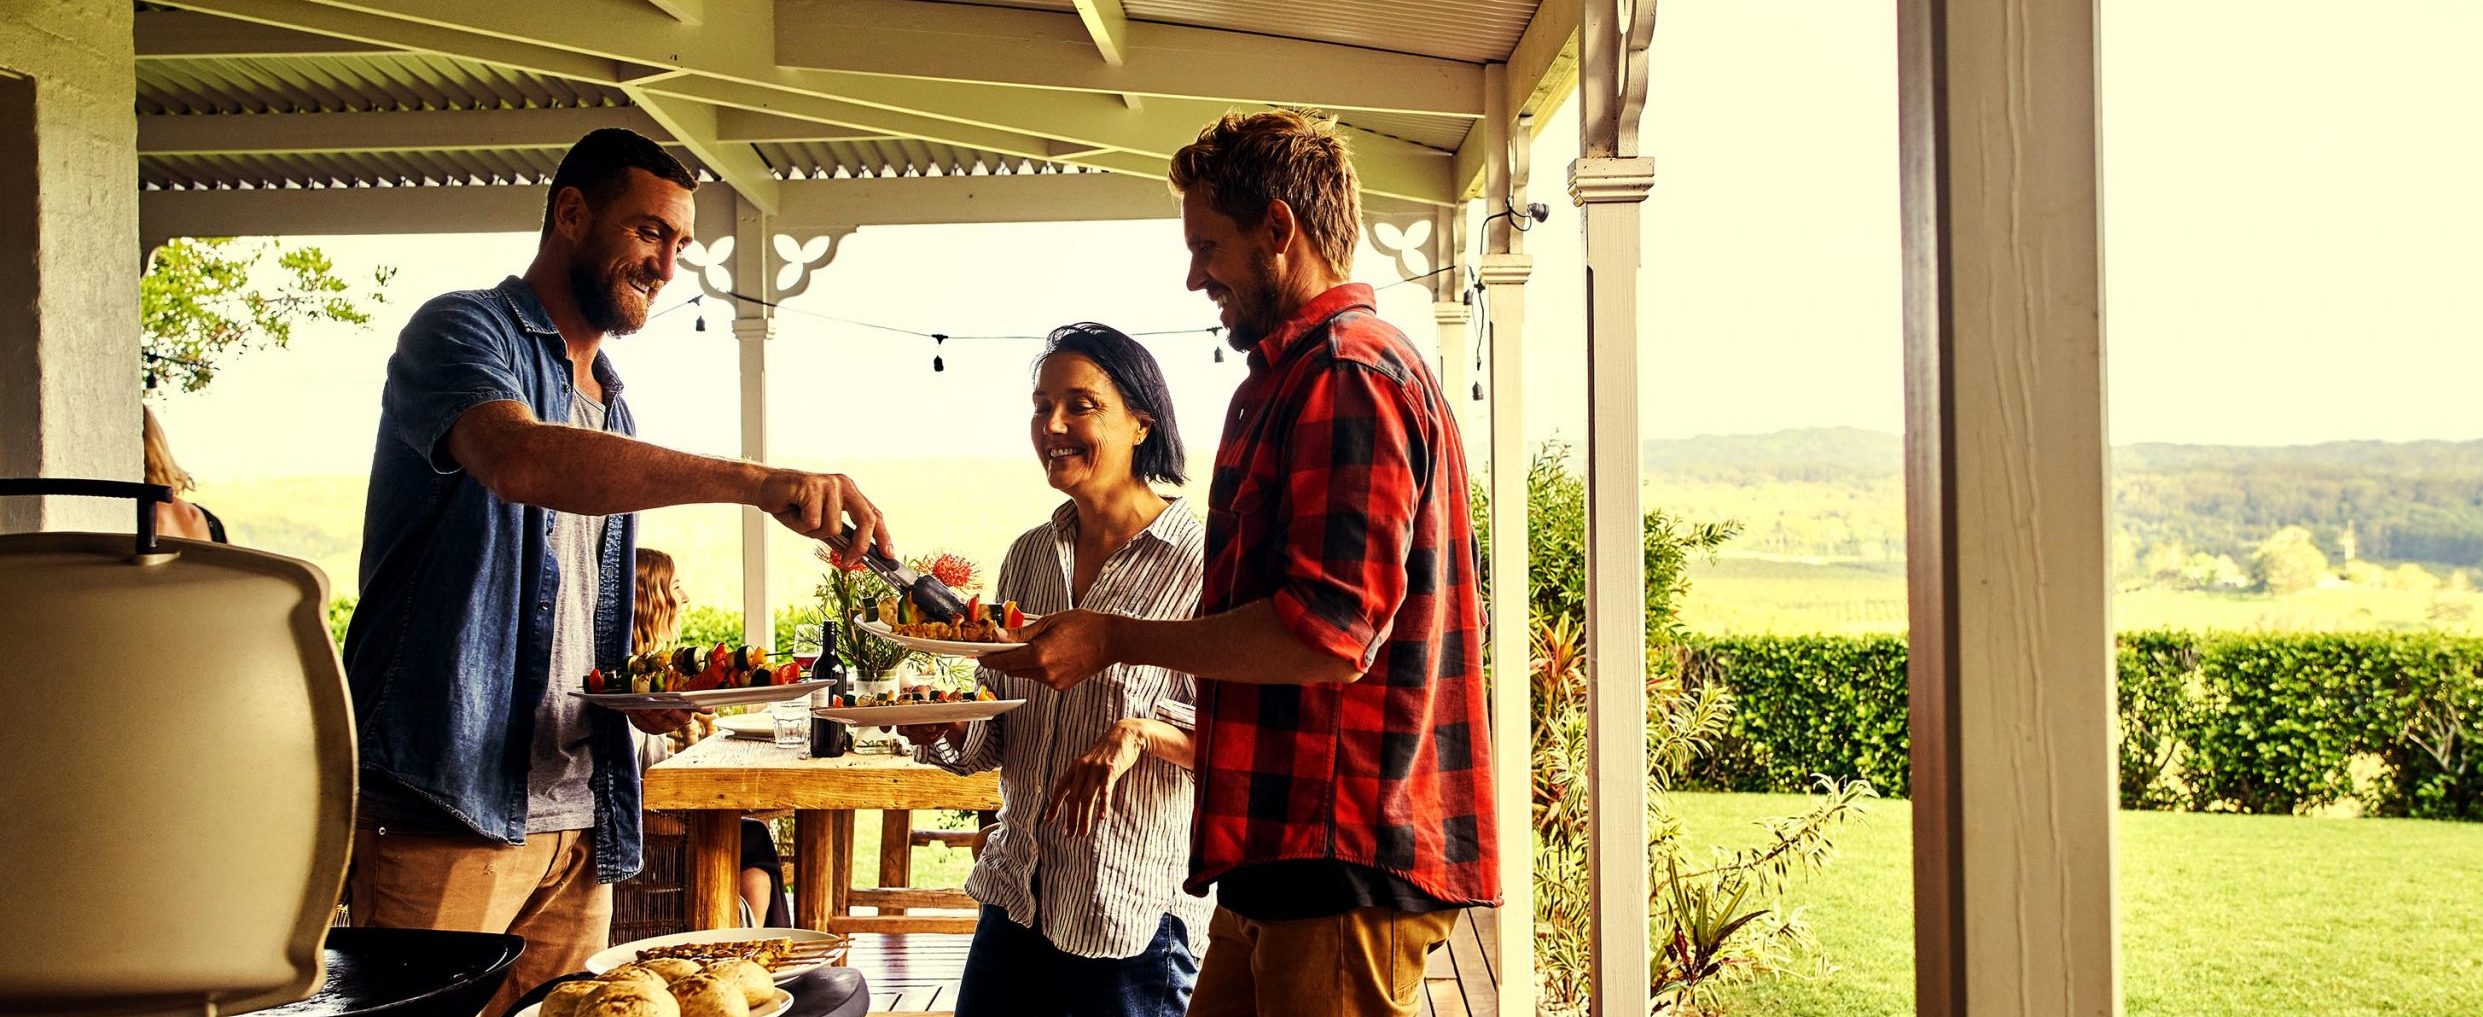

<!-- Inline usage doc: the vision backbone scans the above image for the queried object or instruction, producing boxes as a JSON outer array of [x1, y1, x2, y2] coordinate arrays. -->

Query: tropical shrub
[[1480, 446, 1872, 1015]]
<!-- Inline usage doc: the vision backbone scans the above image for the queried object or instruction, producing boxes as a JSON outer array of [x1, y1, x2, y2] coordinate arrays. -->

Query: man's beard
[[568, 254, 650, 336], [1221, 256, 1285, 351]]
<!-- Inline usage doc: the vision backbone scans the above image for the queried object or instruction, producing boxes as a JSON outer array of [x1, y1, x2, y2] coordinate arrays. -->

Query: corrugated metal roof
[[138, 52, 627, 115], [757, 139, 1086, 180], [143, 147, 576, 190], [136, 135, 1092, 191], [1121, 0, 1534, 65]]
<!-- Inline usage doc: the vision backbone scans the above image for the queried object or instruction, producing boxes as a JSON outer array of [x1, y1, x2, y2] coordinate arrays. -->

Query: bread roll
[[541, 981, 602, 1017], [640, 957, 704, 983], [581, 981, 680, 1017], [599, 965, 670, 994], [702, 959, 775, 1007], [667, 974, 751, 1017]]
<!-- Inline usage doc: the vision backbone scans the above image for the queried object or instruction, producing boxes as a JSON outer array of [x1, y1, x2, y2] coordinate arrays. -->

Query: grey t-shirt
[[524, 393, 608, 833]]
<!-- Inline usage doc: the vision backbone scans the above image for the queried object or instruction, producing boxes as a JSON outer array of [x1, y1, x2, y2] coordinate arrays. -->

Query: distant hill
[[1643, 428, 2483, 568]]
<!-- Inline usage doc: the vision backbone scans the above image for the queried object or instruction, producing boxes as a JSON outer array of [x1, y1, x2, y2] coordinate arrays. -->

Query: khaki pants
[[1187, 906, 1460, 1017], [348, 825, 612, 1017]]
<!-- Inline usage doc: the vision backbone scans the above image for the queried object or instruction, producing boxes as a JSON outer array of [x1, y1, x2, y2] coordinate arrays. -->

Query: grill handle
[[0, 478, 176, 556]]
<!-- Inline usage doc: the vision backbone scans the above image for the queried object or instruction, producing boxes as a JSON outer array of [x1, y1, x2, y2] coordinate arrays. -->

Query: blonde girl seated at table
[[896, 323, 1208, 1017], [633, 547, 791, 928]]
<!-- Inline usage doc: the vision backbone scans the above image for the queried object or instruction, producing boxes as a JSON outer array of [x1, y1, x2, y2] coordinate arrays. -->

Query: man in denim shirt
[[342, 129, 895, 1010]]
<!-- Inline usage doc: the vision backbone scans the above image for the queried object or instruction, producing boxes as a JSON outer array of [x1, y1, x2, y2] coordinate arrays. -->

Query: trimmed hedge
[[1676, 631, 2482, 821]]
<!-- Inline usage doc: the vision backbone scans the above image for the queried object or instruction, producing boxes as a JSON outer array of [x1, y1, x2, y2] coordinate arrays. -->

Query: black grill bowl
[[242, 928, 525, 1017]]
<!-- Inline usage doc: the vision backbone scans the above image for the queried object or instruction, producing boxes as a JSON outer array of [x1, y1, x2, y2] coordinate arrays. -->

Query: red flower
[[920, 552, 976, 590]]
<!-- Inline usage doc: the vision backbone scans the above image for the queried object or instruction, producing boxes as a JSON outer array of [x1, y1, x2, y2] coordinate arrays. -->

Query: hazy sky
[[155, 0, 2483, 491]]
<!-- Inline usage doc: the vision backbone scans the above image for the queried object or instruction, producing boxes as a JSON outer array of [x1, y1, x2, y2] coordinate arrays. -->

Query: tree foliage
[[141, 237, 394, 393], [2252, 526, 2332, 595]]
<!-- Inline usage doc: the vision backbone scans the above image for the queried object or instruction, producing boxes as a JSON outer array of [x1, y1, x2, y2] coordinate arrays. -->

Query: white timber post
[[728, 195, 777, 653], [1479, 60, 1537, 1017], [1432, 200, 1473, 451], [1900, 0, 2121, 1011], [0, 2, 141, 533], [1572, 0, 1658, 1014]]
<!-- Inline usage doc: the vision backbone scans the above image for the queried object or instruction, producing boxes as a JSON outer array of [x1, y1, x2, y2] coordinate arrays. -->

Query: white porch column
[[0, 2, 141, 532], [1433, 204, 1473, 448], [1478, 61, 1536, 1017], [1573, 0, 1658, 1012], [1901, 0, 2119, 1011], [728, 195, 777, 653]]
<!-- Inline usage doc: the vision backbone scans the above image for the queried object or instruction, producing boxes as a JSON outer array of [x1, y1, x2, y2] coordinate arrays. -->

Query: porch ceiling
[[132, 0, 1567, 226]]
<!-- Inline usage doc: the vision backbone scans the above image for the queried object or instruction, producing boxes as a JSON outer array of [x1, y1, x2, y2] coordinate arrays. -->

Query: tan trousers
[[348, 825, 612, 1017], [1186, 906, 1460, 1017]]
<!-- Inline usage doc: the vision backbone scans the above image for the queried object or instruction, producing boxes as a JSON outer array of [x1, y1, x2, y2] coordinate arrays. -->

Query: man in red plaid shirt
[[987, 109, 1499, 1017]]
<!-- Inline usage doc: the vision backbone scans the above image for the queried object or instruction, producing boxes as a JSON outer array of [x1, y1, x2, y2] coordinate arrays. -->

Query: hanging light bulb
[[1473, 380, 1485, 402], [932, 333, 947, 373], [689, 294, 705, 332], [1213, 347, 1225, 364]]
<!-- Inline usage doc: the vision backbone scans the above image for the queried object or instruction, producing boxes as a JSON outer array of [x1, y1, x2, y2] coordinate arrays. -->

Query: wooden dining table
[[640, 733, 1001, 933]]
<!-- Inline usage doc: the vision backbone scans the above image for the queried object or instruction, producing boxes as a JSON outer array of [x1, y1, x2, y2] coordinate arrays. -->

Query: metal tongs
[[823, 525, 968, 623]]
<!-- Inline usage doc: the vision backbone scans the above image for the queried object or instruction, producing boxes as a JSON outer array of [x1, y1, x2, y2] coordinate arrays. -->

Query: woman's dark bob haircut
[[1037, 322, 1187, 486]]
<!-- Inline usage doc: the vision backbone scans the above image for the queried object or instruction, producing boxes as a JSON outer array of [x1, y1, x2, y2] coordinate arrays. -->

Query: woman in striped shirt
[[898, 323, 1210, 1017]]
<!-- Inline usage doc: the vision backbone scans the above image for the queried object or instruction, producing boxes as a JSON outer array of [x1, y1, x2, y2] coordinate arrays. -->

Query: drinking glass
[[769, 698, 808, 747]]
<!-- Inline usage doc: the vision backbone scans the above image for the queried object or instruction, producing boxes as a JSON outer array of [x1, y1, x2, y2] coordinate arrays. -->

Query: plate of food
[[813, 694, 1027, 727], [570, 643, 827, 711], [585, 927, 842, 986], [854, 598, 1036, 659], [519, 961, 794, 1017]]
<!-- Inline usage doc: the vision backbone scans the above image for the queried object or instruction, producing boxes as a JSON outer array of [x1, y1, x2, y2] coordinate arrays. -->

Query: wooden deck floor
[[848, 908, 1499, 1017]]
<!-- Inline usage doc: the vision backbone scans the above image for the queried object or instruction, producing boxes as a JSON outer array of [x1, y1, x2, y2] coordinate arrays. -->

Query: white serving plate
[[585, 926, 841, 985], [813, 698, 1026, 727], [570, 679, 831, 711], [714, 712, 779, 740], [854, 615, 1034, 658]]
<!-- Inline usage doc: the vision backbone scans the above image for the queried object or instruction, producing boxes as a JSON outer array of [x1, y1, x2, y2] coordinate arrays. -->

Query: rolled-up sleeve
[[1269, 364, 1425, 671], [382, 295, 528, 475]]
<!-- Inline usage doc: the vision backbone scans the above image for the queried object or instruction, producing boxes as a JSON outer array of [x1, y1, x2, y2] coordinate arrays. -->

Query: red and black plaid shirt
[[1187, 283, 1500, 908]]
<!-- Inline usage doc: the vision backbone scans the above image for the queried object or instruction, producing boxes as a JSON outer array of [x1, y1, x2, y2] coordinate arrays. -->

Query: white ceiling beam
[[155, 0, 622, 83], [774, 0, 1479, 118], [622, 87, 781, 213], [644, 0, 702, 25], [1068, 0, 1143, 111], [135, 9, 395, 58], [1452, 0, 1579, 200], [139, 106, 666, 155], [141, 172, 1176, 241], [1069, 0, 1129, 66], [762, 72, 1455, 205], [160, 0, 1453, 203]]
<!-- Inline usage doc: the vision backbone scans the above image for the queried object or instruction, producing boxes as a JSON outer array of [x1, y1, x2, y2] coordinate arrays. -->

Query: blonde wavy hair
[[633, 548, 685, 653], [142, 407, 195, 494]]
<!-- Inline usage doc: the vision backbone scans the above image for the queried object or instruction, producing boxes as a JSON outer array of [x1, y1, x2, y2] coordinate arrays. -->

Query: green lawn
[[1676, 792, 2483, 1016]]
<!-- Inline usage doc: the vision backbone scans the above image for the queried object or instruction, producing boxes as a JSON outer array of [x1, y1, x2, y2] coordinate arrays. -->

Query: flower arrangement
[[811, 543, 984, 682]]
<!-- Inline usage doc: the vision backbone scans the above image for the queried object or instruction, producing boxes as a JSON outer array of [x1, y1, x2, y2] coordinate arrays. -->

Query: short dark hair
[[541, 128, 699, 239], [1038, 323, 1187, 486]]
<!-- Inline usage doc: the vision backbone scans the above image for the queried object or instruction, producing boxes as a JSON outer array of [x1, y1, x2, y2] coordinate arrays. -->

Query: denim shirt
[[342, 276, 643, 882]]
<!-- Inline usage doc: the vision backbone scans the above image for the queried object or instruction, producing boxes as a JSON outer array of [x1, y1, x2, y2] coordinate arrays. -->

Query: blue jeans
[[952, 905, 1197, 1017]]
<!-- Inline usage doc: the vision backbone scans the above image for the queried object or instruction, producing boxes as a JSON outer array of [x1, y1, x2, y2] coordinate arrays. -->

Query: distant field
[[1682, 554, 2483, 635]]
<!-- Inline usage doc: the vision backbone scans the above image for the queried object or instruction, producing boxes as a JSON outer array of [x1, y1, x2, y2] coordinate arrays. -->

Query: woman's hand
[[1043, 719, 1151, 837], [896, 721, 967, 751], [984, 609, 1121, 691]]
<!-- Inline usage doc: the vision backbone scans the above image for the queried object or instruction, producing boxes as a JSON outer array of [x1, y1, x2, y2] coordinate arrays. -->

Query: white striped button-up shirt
[[914, 497, 1214, 959]]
